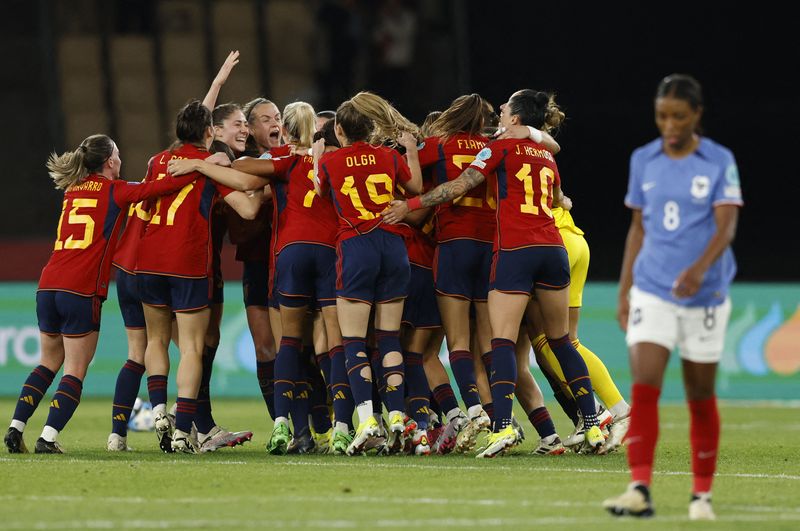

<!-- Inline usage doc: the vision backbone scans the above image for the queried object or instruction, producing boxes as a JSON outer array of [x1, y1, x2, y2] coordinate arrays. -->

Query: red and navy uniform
[[37, 172, 195, 336], [228, 204, 270, 307], [401, 223, 441, 329], [135, 143, 235, 311], [259, 144, 292, 309], [469, 138, 569, 294], [271, 153, 338, 307], [418, 134, 496, 302], [319, 142, 412, 304]]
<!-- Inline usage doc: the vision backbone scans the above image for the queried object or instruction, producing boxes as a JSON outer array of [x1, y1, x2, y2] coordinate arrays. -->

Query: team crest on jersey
[[691, 175, 710, 199], [725, 163, 740, 186]]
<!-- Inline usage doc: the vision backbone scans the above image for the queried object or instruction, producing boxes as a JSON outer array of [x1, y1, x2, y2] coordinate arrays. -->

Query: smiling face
[[655, 96, 702, 153], [214, 109, 249, 155], [248, 102, 283, 152], [498, 92, 522, 129]]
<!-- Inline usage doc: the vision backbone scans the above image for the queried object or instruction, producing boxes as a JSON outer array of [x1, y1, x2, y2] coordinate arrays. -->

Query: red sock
[[626, 383, 661, 486], [689, 396, 719, 493]]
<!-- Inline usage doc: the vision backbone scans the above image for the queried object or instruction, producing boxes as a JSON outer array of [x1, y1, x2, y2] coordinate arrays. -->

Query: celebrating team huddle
[[4, 52, 742, 521]]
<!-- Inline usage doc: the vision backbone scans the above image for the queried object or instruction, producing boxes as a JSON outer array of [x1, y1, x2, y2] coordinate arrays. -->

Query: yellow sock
[[533, 333, 572, 398], [572, 339, 625, 410]]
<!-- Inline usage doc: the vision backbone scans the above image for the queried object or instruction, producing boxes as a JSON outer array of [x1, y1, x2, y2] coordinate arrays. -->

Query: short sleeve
[[624, 149, 644, 209], [417, 137, 440, 168], [214, 182, 235, 198], [468, 142, 503, 177], [712, 151, 744, 206], [270, 156, 294, 180]]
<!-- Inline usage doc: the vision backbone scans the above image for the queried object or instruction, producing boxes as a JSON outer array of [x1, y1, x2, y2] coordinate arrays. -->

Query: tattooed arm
[[382, 167, 485, 224]]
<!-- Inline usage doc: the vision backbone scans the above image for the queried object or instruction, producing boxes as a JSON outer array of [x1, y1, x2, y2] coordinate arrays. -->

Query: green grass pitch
[[1, 398, 798, 530]]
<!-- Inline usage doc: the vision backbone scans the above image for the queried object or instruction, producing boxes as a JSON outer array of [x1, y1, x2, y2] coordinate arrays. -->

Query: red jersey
[[272, 154, 338, 252], [418, 134, 497, 243], [135, 144, 235, 278], [319, 142, 412, 241], [39, 172, 195, 297], [113, 157, 158, 273], [469, 138, 563, 251]]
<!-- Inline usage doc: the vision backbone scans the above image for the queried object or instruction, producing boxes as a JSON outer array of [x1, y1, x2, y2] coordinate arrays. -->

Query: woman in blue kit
[[605, 74, 743, 520]]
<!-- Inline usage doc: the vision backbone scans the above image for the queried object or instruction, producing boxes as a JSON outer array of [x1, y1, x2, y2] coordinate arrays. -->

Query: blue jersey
[[625, 137, 743, 306]]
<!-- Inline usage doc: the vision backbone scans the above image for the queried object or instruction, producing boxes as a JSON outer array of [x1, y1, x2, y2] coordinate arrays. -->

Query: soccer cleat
[[583, 425, 606, 452], [287, 428, 315, 454], [401, 417, 418, 454], [107, 432, 132, 452], [4, 427, 28, 454], [456, 410, 490, 453], [154, 411, 175, 453], [563, 416, 585, 451], [598, 406, 614, 435], [532, 434, 566, 455], [383, 412, 407, 455], [313, 428, 333, 454], [511, 415, 525, 441], [331, 428, 353, 455], [346, 416, 380, 456], [433, 411, 467, 455], [266, 422, 291, 455], [603, 483, 655, 518], [426, 422, 444, 450], [171, 429, 198, 454], [199, 425, 253, 453], [689, 493, 716, 521], [599, 415, 630, 455], [34, 437, 64, 454], [410, 429, 431, 456], [476, 425, 517, 458]]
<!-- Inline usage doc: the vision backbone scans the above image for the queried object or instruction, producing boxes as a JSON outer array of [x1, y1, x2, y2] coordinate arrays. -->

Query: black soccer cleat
[[287, 428, 315, 454], [34, 437, 64, 454], [4, 427, 29, 453]]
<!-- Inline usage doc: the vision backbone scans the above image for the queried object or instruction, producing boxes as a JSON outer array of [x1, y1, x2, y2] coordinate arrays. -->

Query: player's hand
[[167, 158, 200, 176], [397, 131, 417, 151], [206, 152, 231, 167], [672, 265, 704, 299], [289, 145, 311, 157], [495, 125, 530, 140], [560, 193, 573, 211], [312, 138, 326, 158], [382, 200, 409, 224], [213, 50, 240, 86], [617, 295, 630, 332]]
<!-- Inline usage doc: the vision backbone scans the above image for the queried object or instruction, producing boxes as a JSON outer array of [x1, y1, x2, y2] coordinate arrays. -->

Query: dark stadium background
[[1, 0, 796, 281]]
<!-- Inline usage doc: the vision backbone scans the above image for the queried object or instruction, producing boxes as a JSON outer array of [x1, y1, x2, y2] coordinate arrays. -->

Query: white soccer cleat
[[346, 416, 380, 456], [603, 483, 654, 518], [107, 432, 132, 452], [689, 493, 716, 521], [456, 410, 490, 453], [171, 428, 198, 454], [198, 425, 253, 453], [476, 425, 517, 458], [154, 411, 175, 453], [532, 434, 565, 455], [599, 415, 630, 455], [433, 410, 467, 455], [410, 429, 431, 456]]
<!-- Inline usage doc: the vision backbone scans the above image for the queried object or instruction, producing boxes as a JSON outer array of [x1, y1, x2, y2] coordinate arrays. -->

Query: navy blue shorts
[[242, 260, 269, 308], [276, 243, 337, 308], [115, 268, 145, 329], [36, 290, 102, 337], [402, 264, 441, 329], [489, 246, 570, 294], [336, 229, 410, 304], [434, 239, 493, 302], [138, 273, 211, 312]]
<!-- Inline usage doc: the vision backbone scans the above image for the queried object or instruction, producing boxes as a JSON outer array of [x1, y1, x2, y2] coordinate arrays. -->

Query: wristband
[[407, 196, 423, 211], [527, 126, 543, 143]]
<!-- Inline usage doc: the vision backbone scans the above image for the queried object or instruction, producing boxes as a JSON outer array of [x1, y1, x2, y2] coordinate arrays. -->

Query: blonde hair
[[336, 91, 419, 146], [46, 134, 115, 190], [429, 93, 492, 141], [282, 101, 316, 149]]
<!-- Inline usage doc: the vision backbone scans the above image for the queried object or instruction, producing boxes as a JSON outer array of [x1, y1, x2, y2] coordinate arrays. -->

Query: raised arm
[[497, 125, 561, 154], [311, 138, 328, 197], [202, 51, 240, 110], [382, 167, 485, 224]]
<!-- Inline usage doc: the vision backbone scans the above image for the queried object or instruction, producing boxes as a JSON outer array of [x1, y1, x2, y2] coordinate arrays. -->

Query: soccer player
[[314, 91, 422, 455], [604, 74, 742, 520], [135, 100, 263, 453], [3, 134, 197, 454], [385, 89, 605, 458]]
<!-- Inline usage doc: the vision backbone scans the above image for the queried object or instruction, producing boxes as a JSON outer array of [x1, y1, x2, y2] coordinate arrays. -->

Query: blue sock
[[376, 329, 405, 413], [329, 345, 354, 429], [368, 346, 387, 411], [195, 344, 217, 434], [291, 360, 311, 436], [547, 334, 598, 427], [308, 355, 332, 434], [315, 352, 332, 397], [175, 396, 196, 433], [256, 360, 275, 420], [12, 365, 56, 425], [489, 338, 517, 432], [44, 375, 83, 432], [448, 349, 480, 409], [481, 351, 492, 379], [432, 383, 459, 416], [343, 337, 373, 407], [404, 351, 429, 430], [274, 336, 302, 420], [147, 375, 168, 410], [111, 360, 145, 436]]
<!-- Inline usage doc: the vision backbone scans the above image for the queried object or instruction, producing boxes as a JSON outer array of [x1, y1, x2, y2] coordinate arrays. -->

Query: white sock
[[41, 425, 59, 443], [356, 401, 373, 424], [152, 403, 166, 416], [446, 408, 462, 423], [335, 421, 349, 433], [610, 400, 631, 419], [10, 419, 25, 432], [467, 404, 484, 419], [275, 416, 289, 427]]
